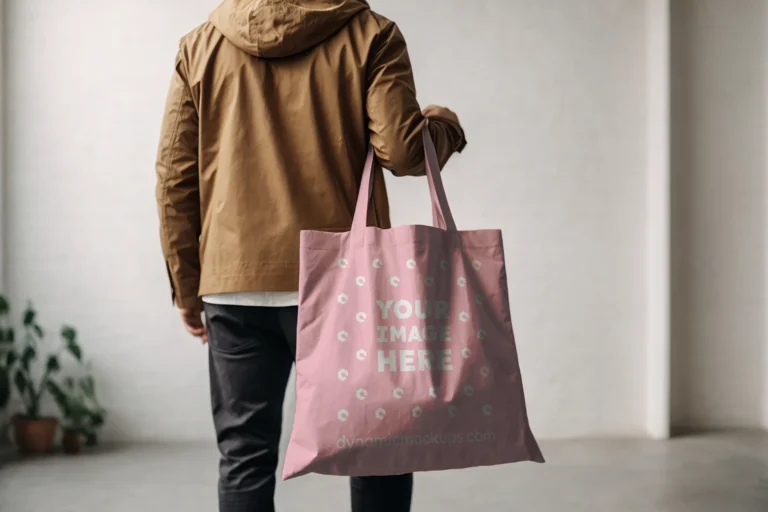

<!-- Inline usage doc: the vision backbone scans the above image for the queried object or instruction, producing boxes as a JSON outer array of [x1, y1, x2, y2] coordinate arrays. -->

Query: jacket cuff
[[424, 112, 467, 154], [165, 262, 201, 309], [174, 289, 201, 309], [454, 124, 468, 154]]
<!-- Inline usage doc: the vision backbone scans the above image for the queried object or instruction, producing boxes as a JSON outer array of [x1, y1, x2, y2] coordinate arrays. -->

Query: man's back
[[157, 0, 466, 308]]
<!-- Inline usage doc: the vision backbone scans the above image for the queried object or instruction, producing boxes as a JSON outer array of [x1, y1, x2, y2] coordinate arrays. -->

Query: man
[[156, 1, 466, 510]]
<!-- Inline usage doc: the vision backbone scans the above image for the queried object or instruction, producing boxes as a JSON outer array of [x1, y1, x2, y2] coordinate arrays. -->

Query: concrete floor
[[0, 433, 766, 511]]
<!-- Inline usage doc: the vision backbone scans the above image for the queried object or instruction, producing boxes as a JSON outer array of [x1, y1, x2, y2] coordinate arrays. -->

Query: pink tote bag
[[283, 128, 544, 479]]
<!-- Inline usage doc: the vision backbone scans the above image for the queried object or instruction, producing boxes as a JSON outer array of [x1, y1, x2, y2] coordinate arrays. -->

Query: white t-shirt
[[202, 292, 299, 307]]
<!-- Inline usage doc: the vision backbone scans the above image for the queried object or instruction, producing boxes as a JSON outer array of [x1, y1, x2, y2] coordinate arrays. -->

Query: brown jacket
[[156, 0, 466, 308]]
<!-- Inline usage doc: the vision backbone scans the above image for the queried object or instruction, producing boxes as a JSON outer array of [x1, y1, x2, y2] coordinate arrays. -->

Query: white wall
[[384, 0, 650, 438], [0, 0, 5, 291], [4, 0, 650, 441], [670, 0, 768, 430]]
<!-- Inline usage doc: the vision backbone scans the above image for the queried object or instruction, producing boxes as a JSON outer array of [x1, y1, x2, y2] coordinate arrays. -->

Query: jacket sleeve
[[156, 49, 201, 309], [366, 21, 466, 177]]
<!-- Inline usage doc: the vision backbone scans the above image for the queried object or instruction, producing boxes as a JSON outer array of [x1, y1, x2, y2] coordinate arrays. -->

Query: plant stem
[[25, 330, 35, 349], [16, 367, 36, 416], [32, 367, 52, 415]]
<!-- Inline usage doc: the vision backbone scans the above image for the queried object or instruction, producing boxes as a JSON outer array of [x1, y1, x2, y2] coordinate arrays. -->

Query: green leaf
[[33, 324, 44, 338], [79, 376, 95, 398], [65, 376, 75, 390], [46, 379, 63, 396], [46, 355, 60, 372], [0, 328, 15, 344], [0, 327, 16, 344], [61, 326, 77, 344], [22, 306, 36, 327], [84, 431, 98, 446], [66, 342, 82, 362], [0, 367, 11, 409], [14, 369, 28, 395], [0, 296, 8, 315], [6, 350, 18, 368], [87, 376, 96, 397], [20, 345, 36, 370], [90, 410, 106, 427], [46, 380, 70, 412]]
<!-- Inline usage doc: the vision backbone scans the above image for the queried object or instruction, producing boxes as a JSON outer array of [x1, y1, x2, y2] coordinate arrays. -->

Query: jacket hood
[[209, 0, 370, 58]]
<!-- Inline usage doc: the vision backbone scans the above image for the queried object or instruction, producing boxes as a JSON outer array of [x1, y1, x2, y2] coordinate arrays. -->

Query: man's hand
[[180, 301, 208, 344], [422, 105, 461, 127]]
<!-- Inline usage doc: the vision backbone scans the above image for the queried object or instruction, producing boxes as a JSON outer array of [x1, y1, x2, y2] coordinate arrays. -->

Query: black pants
[[204, 303, 414, 512]]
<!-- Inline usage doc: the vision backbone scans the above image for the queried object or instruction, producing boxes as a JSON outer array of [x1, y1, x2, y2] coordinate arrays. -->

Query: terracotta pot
[[13, 416, 58, 454], [62, 429, 82, 455]]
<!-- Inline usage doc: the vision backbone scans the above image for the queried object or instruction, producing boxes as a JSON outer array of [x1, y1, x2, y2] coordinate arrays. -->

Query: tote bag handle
[[351, 125, 458, 241]]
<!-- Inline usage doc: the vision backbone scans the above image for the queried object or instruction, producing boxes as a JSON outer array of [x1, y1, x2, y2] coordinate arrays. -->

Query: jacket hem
[[199, 268, 301, 297]]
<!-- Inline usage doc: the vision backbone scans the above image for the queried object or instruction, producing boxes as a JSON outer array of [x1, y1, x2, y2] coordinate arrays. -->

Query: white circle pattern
[[334, 254, 494, 424]]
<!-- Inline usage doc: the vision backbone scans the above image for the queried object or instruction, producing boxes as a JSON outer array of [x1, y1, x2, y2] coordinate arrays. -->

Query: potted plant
[[1, 298, 79, 454], [47, 328, 106, 454], [6, 302, 65, 453], [48, 376, 106, 454]]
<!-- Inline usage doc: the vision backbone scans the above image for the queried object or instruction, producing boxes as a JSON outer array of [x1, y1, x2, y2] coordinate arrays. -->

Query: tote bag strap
[[422, 126, 458, 231], [351, 125, 458, 244]]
